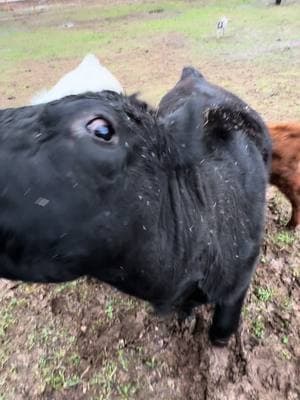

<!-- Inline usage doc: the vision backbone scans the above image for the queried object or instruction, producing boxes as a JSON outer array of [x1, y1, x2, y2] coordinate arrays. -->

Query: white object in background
[[216, 16, 228, 38], [31, 54, 123, 105]]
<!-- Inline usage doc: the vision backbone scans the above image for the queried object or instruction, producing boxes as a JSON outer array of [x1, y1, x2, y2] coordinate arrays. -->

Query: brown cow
[[268, 122, 300, 229]]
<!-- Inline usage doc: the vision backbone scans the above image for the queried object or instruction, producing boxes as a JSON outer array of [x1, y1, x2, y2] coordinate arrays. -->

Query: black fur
[[0, 71, 271, 345], [158, 67, 271, 344]]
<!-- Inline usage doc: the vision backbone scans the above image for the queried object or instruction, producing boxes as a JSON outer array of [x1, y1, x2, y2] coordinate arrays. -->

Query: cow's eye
[[87, 118, 115, 142]]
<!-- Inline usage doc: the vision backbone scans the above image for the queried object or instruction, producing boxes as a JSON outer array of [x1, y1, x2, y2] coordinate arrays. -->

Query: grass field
[[0, 1, 299, 399]]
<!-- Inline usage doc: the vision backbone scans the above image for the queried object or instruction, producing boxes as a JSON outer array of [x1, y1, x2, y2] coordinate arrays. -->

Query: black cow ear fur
[[204, 105, 271, 167], [159, 96, 205, 167], [204, 106, 248, 134]]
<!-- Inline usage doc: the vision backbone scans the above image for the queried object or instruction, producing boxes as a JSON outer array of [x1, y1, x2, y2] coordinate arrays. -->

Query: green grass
[[0, 29, 113, 66], [282, 335, 289, 345], [118, 382, 137, 399], [0, 310, 15, 339], [91, 365, 138, 400], [1, 0, 299, 80], [0, 298, 26, 338], [105, 299, 115, 320], [0, 1, 182, 66], [280, 349, 292, 361], [255, 286, 273, 303], [274, 231, 296, 246], [37, 336, 81, 390], [90, 361, 118, 399], [145, 356, 158, 370], [252, 317, 265, 339], [292, 266, 300, 279], [0, 296, 31, 397], [118, 349, 129, 371], [0, 1, 182, 27], [282, 297, 293, 311]]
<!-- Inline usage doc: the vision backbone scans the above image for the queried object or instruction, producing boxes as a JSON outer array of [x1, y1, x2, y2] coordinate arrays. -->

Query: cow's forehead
[[43, 92, 132, 122]]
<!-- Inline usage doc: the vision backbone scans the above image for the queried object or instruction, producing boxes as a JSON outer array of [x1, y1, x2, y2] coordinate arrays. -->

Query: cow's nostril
[[87, 118, 115, 142]]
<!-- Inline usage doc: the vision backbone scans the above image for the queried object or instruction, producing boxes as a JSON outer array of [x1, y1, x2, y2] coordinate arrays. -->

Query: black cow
[[0, 70, 271, 346], [157, 67, 271, 344]]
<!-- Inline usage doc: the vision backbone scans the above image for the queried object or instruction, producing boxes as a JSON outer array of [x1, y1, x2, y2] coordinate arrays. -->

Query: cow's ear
[[204, 105, 272, 167], [159, 96, 204, 167]]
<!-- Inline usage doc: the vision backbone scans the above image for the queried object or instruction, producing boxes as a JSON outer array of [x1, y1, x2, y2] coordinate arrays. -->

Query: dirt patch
[[0, 31, 192, 108]]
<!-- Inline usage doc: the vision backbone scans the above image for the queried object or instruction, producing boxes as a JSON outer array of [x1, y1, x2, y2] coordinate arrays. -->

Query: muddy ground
[[0, 1, 299, 399]]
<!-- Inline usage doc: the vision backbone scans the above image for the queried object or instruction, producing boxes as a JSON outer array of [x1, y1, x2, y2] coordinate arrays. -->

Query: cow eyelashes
[[86, 118, 115, 142]]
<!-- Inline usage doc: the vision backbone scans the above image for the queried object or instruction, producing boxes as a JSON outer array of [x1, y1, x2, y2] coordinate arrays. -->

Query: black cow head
[[0, 90, 204, 283], [158, 66, 271, 168]]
